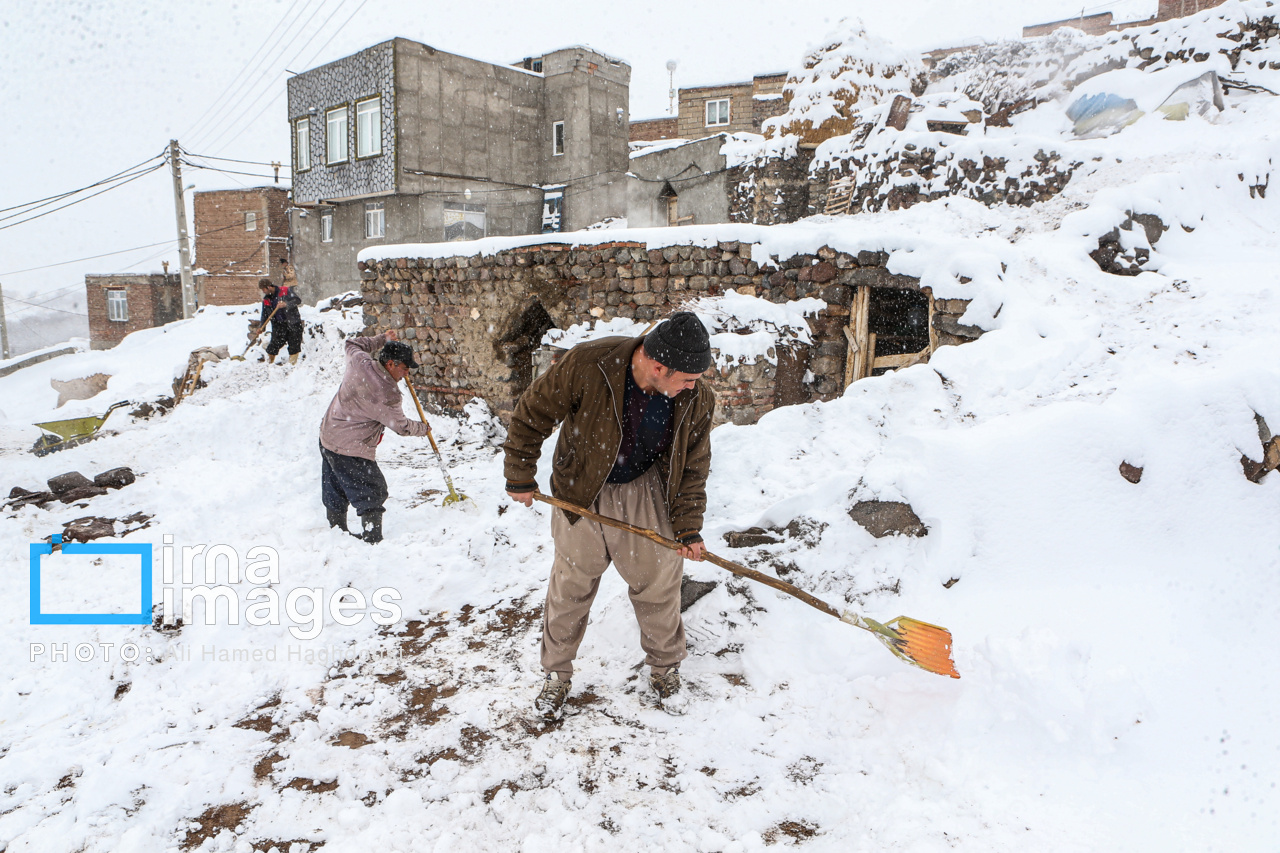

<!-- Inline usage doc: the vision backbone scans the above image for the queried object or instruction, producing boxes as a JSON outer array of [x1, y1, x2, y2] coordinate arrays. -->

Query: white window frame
[[244, 211, 257, 231], [356, 97, 382, 158], [320, 210, 334, 243], [552, 121, 565, 156], [364, 202, 385, 239], [106, 289, 129, 322], [326, 106, 348, 164], [295, 117, 311, 171], [706, 98, 730, 127]]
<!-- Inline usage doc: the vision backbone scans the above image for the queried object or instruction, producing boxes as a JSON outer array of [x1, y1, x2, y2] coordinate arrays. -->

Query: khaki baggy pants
[[541, 467, 686, 678]]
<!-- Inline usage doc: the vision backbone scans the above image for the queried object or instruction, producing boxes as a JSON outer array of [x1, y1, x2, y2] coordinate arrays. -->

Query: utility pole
[[168, 139, 197, 319], [667, 60, 678, 116], [0, 281, 9, 360]]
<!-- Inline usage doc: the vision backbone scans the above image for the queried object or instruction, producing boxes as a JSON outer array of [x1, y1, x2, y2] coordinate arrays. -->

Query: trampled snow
[[4, 18, 1280, 853]]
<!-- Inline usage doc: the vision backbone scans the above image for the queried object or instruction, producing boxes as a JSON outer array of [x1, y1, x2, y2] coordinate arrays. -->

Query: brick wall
[[630, 117, 679, 143], [360, 240, 979, 425], [86, 274, 183, 350], [194, 187, 290, 306]]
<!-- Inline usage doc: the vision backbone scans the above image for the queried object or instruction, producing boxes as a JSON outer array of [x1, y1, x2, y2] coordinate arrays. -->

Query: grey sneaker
[[650, 668, 689, 714], [534, 672, 571, 720]]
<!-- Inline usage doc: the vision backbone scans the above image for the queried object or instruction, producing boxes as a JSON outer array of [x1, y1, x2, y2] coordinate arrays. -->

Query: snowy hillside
[[4, 20, 1280, 853]]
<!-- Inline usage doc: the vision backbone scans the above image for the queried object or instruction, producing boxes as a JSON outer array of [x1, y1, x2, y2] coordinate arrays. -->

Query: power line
[[296, 0, 369, 70], [182, 152, 292, 170], [183, 0, 319, 145], [202, 0, 366, 154], [195, 0, 345, 153], [3, 293, 88, 317], [0, 154, 165, 221], [0, 162, 167, 232], [181, 158, 285, 182], [0, 241, 174, 277]]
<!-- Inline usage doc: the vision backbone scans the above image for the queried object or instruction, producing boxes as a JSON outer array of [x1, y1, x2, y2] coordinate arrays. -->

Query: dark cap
[[643, 311, 711, 374], [378, 340, 419, 369]]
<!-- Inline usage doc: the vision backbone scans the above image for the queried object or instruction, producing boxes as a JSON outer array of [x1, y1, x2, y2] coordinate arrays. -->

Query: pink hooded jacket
[[319, 334, 429, 460]]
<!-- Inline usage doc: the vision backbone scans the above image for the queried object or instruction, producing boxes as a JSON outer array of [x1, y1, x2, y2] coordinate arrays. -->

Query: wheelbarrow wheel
[[31, 434, 64, 457]]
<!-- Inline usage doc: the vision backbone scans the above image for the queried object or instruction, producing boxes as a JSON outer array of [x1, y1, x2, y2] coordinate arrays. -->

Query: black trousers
[[266, 321, 303, 356], [320, 441, 388, 517]]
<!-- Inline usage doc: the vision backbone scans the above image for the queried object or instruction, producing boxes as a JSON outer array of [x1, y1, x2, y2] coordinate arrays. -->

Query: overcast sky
[[0, 0, 1155, 319]]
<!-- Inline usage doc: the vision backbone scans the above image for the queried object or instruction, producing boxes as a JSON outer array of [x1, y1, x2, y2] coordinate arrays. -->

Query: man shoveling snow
[[504, 312, 716, 718], [319, 330, 432, 543]]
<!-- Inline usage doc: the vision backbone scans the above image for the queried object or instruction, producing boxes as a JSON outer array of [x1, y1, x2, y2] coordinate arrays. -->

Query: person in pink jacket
[[318, 330, 430, 542]]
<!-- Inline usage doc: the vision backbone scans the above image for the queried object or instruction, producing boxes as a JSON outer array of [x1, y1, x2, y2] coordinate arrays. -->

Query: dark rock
[[723, 527, 783, 548], [94, 467, 136, 489], [58, 485, 108, 504], [1242, 413, 1280, 483], [63, 516, 117, 542], [48, 471, 92, 495], [680, 577, 718, 612], [7, 490, 57, 509], [932, 314, 984, 340], [848, 501, 928, 538], [809, 261, 837, 283], [1119, 462, 1144, 484], [8, 486, 35, 499]]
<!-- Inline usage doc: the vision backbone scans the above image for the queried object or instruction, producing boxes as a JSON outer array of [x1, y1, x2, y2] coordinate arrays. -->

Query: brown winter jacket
[[319, 334, 430, 461], [504, 335, 716, 541]]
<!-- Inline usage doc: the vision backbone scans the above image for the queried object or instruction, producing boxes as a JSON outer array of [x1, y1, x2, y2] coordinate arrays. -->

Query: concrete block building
[[193, 187, 291, 306], [627, 135, 731, 228], [287, 39, 631, 304], [85, 273, 187, 350]]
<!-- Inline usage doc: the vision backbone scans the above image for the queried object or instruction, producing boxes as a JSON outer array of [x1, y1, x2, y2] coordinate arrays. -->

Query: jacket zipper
[[590, 361, 626, 510], [593, 361, 692, 517]]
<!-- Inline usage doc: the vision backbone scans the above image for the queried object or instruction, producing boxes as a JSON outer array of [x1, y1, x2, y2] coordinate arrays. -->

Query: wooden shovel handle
[[530, 492, 841, 620], [403, 378, 443, 456]]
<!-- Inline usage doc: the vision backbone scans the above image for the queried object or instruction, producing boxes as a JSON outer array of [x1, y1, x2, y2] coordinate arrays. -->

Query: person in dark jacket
[[257, 263, 303, 364], [504, 312, 716, 718]]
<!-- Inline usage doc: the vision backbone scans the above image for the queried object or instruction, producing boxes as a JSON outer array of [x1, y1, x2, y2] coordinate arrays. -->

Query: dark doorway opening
[[496, 300, 556, 396], [868, 288, 930, 363]]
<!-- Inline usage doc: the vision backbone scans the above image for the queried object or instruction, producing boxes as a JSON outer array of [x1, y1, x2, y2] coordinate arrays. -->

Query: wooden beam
[[872, 347, 930, 371]]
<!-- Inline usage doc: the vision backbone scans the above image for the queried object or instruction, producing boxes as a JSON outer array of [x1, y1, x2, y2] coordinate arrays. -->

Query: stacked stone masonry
[[361, 241, 981, 426]]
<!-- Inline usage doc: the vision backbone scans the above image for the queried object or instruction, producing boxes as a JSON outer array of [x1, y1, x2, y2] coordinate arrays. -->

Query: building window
[[364, 202, 384, 239], [295, 118, 311, 171], [245, 212, 257, 231], [106, 290, 129, 322], [444, 202, 486, 241], [320, 211, 334, 242], [706, 99, 731, 126], [326, 106, 348, 164], [552, 121, 565, 156], [530, 58, 543, 73], [541, 188, 564, 234], [356, 97, 382, 158]]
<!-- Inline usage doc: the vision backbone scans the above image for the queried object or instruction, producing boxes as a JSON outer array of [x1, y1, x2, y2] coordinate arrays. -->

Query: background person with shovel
[[504, 312, 716, 718], [318, 330, 431, 543], [256, 262, 303, 364]]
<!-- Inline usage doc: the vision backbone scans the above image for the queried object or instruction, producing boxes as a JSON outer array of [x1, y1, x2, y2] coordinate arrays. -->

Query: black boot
[[326, 509, 348, 532], [359, 510, 384, 544]]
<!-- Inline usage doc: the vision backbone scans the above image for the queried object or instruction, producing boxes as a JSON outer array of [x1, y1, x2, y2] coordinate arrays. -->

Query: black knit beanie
[[643, 311, 711, 373]]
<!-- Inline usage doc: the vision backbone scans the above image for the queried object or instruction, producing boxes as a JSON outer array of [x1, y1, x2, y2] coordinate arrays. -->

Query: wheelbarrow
[[30, 400, 130, 456]]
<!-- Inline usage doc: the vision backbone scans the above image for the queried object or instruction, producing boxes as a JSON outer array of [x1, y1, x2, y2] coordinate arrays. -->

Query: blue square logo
[[30, 535, 152, 625]]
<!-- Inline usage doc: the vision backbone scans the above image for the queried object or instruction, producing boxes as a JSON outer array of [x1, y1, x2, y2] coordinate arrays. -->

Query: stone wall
[[360, 240, 980, 424], [728, 149, 816, 224]]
